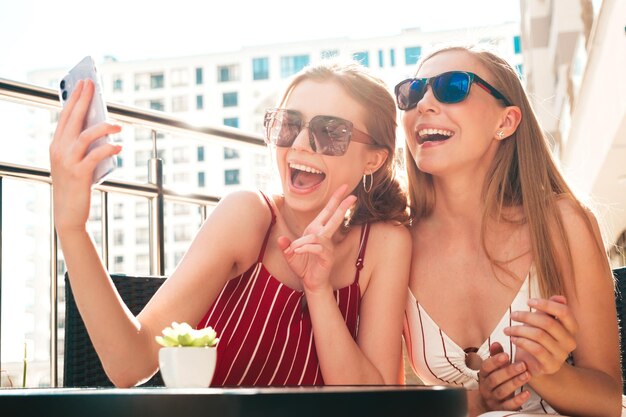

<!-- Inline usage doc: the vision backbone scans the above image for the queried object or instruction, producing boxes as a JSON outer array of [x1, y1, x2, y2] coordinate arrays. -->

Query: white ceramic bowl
[[158, 347, 217, 388]]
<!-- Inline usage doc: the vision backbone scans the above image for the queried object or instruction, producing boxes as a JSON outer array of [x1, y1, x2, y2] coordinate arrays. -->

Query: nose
[[290, 124, 316, 153], [415, 85, 439, 114]]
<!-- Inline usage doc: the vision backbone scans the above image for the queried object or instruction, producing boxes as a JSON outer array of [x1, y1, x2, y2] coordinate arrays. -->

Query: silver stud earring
[[497, 131, 505, 139]]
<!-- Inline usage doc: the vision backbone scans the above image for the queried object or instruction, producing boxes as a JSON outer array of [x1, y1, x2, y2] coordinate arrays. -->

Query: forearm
[[58, 228, 157, 386], [306, 288, 386, 384], [529, 363, 622, 417]]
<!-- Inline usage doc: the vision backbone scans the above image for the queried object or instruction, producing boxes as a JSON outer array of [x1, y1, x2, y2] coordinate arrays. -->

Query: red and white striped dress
[[197, 193, 369, 386]]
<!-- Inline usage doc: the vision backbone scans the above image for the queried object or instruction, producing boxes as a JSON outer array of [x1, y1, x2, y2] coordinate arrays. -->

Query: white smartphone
[[59, 56, 117, 184]]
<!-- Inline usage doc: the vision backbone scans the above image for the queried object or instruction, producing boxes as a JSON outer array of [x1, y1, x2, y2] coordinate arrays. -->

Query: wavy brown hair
[[404, 45, 609, 297], [278, 61, 410, 227]]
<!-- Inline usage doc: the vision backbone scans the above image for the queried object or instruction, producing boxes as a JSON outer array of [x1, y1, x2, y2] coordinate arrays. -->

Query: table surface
[[0, 385, 468, 417]]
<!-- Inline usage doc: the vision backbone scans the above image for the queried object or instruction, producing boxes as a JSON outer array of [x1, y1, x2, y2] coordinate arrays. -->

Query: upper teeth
[[289, 162, 323, 174], [418, 128, 454, 138]]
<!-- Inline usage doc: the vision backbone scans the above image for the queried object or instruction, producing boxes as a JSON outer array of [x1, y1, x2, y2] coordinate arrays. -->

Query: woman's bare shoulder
[[366, 221, 412, 262]]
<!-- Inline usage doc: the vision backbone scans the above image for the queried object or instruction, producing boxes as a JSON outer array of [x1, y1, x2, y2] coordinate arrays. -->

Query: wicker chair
[[613, 266, 626, 394], [63, 273, 166, 387]]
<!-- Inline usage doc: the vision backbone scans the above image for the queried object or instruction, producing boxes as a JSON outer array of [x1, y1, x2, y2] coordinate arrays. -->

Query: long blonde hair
[[405, 45, 609, 297], [279, 61, 410, 227]]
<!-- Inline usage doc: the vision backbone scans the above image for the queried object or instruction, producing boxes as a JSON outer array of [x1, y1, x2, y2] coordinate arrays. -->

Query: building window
[[405, 46, 421, 65], [113, 203, 124, 220], [150, 99, 165, 112], [172, 96, 188, 112], [223, 117, 239, 128], [113, 77, 123, 92], [134, 73, 149, 91], [195, 67, 203, 85], [224, 169, 240, 185], [252, 57, 269, 80], [196, 95, 204, 110], [513, 35, 522, 54], [378, 50, 384, 67], [150, 73, 164, 89], [172, 147, 189, 163], [353, 51, 369, 67], [136, 254, 149, 272], [135, 201, 149, 218], [280, 55, 310, 78], [321, 49, 339, 59], [172, 172, 190, 184], [198, 171, 205, 188], [197, 146, 205, 162], [218, 65, 239, 82], [114, 256, 124, 268], [114, 229, 124, 245], [390, 48, 396, 67], [135, 150, 151, 167], [174, 225, 192, 242], [171, 68, 189, 86], [136, 227, 149, 245], [224, 147, 240, 159], [515, 63, 524, 77], [222, 92, 238, 107], [174, 204, 191, 215]]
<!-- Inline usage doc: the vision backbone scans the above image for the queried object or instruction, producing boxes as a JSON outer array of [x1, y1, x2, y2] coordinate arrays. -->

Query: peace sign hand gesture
[[277, 184, 357, 294]]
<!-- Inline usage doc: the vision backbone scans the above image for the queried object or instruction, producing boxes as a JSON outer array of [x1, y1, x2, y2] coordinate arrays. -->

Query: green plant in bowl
[[155, 322, 219, 348]]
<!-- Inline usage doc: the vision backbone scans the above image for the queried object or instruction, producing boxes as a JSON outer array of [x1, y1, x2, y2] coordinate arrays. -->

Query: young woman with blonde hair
[[399, 45, 623, 416]]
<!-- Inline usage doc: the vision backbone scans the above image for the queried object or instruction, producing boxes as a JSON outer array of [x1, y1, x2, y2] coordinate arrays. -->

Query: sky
[[0, 0, 520, 82]]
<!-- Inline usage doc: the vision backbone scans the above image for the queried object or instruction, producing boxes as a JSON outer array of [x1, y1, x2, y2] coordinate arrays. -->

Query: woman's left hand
[[278, 184, 357, 293], [505, 295, 578, 377]]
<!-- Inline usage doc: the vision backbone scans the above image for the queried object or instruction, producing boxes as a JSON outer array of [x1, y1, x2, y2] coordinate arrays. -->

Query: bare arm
[[50, 80, 269, 387], [513, 200, 622, 416], [303, 223, 411, 384], [59, 192, 268, 387]]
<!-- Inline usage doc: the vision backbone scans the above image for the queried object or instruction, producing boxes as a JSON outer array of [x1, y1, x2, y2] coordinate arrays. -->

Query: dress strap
[[257, 191, 277, 263], [354, 223, 371, 282]]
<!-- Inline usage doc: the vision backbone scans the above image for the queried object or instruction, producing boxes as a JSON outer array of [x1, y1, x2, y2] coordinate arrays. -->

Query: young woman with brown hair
[[50, 61, 411, 387]]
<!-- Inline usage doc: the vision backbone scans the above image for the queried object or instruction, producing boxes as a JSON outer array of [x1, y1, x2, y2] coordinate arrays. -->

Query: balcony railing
[[0, 78, 266, 387]]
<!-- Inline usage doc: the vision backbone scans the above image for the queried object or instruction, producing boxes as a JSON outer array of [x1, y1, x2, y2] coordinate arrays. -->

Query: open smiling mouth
[[418, 128, 454, 145], [289, 162, 326, 190]]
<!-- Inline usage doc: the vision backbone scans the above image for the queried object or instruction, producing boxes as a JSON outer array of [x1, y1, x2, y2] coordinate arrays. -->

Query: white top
[[404, 270, 559, 414]]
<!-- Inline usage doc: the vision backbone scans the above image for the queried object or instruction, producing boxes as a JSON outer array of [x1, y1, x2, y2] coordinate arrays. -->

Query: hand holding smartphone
[[59, 56, 117, 184]]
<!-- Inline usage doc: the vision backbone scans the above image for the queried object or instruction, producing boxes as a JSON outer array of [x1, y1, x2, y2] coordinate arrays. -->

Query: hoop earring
[[362, 172, 373, 193], [497, 130, 505, 139]]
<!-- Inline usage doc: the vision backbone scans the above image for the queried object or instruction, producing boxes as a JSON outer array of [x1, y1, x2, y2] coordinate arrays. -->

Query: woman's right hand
[[277, 184, 356, 294], [477, 342, 531, 411], [49, 79, 122, 233]]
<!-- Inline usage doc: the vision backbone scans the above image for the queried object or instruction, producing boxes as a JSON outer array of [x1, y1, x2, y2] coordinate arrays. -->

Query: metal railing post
[[49, 189, 58, 387], [0, 177, 3, 370], [201, 205, 208, 223], [101, 192, 109, 269], [149, 130, 165, 276]]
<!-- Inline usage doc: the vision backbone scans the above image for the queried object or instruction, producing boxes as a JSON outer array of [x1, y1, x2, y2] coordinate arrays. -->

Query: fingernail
[[515, 362, 525, 372], [497, 354, 507, 363], [528, 299, 538, 307], [521, 371, 529, 381]]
